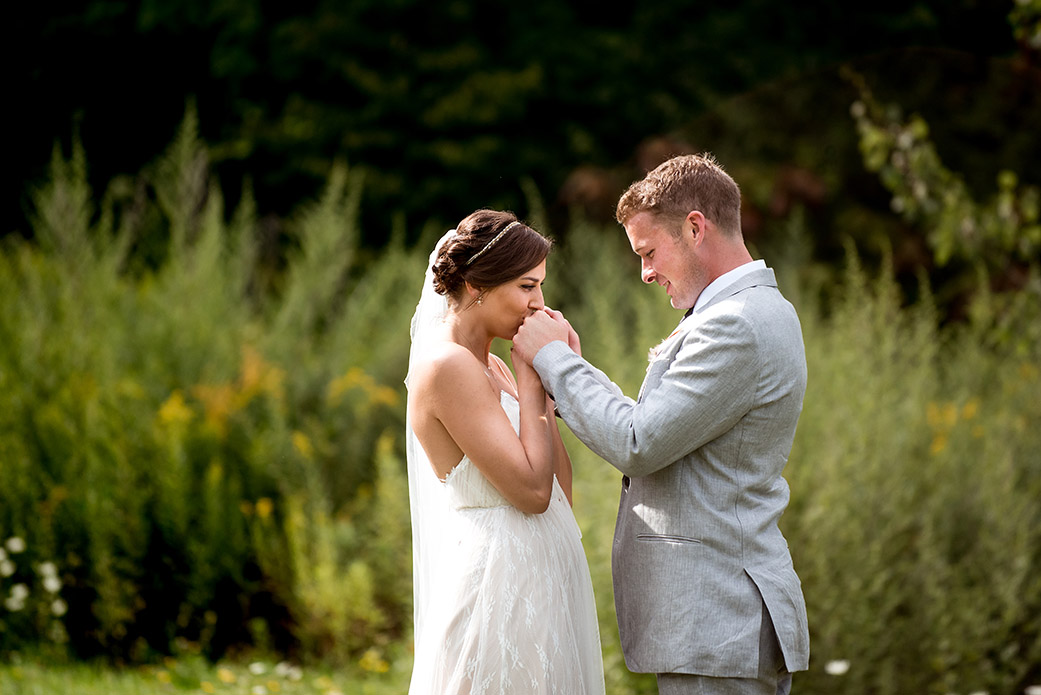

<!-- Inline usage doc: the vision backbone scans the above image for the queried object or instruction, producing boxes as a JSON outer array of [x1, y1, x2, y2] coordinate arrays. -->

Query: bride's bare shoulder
[[410, 341, 483, 391]]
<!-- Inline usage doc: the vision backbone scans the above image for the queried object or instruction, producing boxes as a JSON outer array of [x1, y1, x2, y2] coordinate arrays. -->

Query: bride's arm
[[513, 353, 571, 505], [548, 393, 574, 505], [428, 347, 555, 513]]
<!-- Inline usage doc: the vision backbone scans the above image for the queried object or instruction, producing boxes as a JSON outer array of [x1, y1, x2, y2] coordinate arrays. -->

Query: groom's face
[[625, 211, 704, 311]]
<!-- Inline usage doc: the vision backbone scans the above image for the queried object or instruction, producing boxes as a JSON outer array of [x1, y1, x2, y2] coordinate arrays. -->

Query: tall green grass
[[2, 111, 1039, 694]]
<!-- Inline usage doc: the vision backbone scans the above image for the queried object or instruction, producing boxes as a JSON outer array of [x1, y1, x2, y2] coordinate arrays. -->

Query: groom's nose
[[641, 259, 657, 284]]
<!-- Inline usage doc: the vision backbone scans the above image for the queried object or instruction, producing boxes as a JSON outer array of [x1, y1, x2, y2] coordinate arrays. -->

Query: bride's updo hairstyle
[[432, 209, 551, 301]]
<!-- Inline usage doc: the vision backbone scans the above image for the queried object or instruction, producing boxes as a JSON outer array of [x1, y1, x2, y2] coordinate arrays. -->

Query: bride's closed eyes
[[518, 275, 545, 291]]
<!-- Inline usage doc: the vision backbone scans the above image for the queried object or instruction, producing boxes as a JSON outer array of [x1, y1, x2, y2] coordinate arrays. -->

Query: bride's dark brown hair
[[431, 210, 552, 298]]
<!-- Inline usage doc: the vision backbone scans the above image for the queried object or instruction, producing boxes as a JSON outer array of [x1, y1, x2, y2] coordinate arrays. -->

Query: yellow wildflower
[[217, 666, 237, 683], [359, 647, 390, 673], [240, 345, 266, 395], [255, 498, 274, 520], [200, 682, 216, 694], [961, 398, 980, 420], [327, 367, 369, 403], [158, 390, 193, 427], [371, 385, 400, 408], [193, 383, 236, 436], [292, 430, 314, 459]]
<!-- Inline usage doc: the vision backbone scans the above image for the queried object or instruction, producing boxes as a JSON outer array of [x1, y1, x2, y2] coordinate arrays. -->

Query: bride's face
[[481, 259, 547, 338]]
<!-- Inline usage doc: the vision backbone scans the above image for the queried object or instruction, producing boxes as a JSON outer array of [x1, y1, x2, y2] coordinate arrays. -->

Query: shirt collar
[[684, 259, 767, 318]]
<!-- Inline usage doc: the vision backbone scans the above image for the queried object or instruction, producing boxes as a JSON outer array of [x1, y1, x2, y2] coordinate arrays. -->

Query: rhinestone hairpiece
[[465, 221, 521, 266]]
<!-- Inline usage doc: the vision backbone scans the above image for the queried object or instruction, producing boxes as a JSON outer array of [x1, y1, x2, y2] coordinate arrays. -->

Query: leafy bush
[[0, 107, 414, 663]]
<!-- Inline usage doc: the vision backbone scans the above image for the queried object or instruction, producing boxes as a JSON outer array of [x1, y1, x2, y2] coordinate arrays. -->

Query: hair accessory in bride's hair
[[465, 221, 521, 266]]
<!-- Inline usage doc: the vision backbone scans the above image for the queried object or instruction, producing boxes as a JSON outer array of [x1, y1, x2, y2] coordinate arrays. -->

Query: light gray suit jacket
[[533, 267, 809, 678]]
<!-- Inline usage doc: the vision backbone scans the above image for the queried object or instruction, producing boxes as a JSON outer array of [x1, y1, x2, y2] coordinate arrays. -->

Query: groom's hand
[[513, 308, 571, 364]]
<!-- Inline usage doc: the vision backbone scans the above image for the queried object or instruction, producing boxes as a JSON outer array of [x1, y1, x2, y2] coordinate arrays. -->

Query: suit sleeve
[[532, 313, 760, 477]]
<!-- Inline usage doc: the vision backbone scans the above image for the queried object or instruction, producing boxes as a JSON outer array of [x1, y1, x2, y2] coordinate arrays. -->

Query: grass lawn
[[0, 653, 411, 695]]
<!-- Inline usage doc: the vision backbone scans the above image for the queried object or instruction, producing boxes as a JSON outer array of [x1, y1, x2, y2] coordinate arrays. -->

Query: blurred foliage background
[[3, 1, 1041, 693]]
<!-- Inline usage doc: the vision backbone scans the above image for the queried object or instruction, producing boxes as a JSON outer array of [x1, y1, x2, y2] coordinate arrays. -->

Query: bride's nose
[[529, 288, 545, 312]]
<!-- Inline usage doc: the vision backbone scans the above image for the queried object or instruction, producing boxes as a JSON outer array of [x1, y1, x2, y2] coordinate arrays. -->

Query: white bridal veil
[[404, 229, 455, 655]]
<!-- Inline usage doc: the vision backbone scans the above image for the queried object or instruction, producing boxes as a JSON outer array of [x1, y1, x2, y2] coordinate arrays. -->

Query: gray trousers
[[656, 603, 792, 695]]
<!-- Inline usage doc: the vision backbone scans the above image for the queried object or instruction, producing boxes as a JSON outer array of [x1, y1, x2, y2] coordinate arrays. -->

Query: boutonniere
[[647, 328, 683, 363]]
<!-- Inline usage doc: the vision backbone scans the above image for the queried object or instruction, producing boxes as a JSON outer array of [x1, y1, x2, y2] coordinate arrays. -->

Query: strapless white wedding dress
[[408, 391, 605, 695]]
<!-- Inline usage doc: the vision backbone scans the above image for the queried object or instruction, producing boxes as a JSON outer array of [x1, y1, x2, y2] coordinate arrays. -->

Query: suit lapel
[[637, 268, 778, 403]]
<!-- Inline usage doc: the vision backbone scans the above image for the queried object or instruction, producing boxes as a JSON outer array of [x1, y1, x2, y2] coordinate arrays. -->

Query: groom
[[513, 153, 809, 694]]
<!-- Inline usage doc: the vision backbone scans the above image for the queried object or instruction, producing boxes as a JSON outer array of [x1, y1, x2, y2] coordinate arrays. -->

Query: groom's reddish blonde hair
[[616, 153, 742, 238]]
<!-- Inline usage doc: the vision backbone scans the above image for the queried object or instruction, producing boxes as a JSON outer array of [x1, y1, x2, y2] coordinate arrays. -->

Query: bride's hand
[[543, 307, 581, 357]]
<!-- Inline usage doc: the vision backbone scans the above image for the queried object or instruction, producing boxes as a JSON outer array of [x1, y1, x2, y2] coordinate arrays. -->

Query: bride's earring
[[476, 295, 484, 305]]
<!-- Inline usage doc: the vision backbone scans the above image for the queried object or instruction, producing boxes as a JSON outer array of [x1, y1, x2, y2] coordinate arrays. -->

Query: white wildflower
[[251, 686, 268, 695], [0, 548, 6, 561], [5, 537, 25, 553], [249, 662, 267, 675], [1024, 685, 1041, 695], [0, 560, 14, 577], [4, 596, 25, 612], [850, 101, 866, 119], [43, 576, 62, 594], [38, 562, 57, 578], [912, 180, 929, 201], [10, 584, 29, 601], [51, 598, 68, 616], [276, 662, 303, 681], [825, 659, 850, 675]]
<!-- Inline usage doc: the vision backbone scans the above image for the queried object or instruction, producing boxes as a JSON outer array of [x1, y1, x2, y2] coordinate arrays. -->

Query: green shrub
[[0, 107, 411, 663]]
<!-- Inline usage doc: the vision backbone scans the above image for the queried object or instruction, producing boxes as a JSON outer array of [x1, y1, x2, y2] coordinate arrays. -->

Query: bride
[[405, 209, 605, 694]]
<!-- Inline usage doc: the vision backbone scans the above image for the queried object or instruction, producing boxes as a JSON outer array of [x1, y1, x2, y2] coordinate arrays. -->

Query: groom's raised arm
[[513, 310, 623, 402], [531, 312, 759, 477]]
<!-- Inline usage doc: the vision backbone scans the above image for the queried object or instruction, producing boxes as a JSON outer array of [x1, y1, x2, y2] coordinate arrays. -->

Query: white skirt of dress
[[409, 479, 605, 695]]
